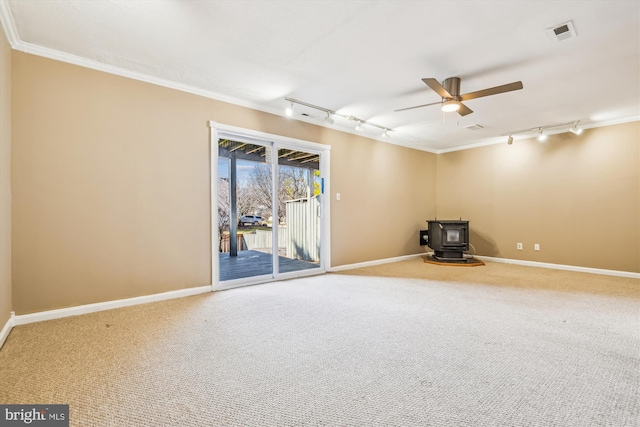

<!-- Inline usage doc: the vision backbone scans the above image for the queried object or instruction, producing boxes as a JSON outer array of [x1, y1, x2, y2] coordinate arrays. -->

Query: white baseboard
[[5, 254, 636, 333], [475, 256, 640, 279], [0, 313, 15, 350], [329, 253, 424, 272], [328, 252, 639, 279], [13, 285, 213, 326]]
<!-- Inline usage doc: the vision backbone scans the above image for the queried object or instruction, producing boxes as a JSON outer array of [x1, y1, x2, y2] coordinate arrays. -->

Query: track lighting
[[324, 112, 334, 125], [382, 129, 390, 139], [284, 97, 393, 136], [441, 100, 460, 113], [505, 120, 583, 143]]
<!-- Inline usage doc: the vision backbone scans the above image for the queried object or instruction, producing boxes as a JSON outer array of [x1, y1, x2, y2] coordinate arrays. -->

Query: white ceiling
[[2, 0, 639, 152]]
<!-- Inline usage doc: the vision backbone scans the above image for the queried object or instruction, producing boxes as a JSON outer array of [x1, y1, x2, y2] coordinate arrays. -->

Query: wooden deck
[[219, 250, 320, 281]]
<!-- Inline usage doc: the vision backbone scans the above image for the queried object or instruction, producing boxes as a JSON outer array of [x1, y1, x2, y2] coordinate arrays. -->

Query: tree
[[219, 161, 319, 231], [280, 166, 314, 199], [244, 164, 316, 223], [217, 178, 230, 252]]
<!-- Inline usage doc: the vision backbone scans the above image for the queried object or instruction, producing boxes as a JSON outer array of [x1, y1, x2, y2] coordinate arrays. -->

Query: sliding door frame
[[209, 121, 331, 290]]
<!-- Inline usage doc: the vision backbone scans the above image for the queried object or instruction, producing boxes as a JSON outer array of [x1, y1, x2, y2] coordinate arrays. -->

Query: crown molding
[[19, 40, 281, 114], [5, 41, 417, 152], [0, 0, 19, 48]]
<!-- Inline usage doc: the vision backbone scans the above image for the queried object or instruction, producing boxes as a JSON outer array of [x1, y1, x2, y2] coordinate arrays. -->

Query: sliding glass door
[[212, 125, 328, 289], [217, 139, 273, 282], [276, 148, 322, 275]]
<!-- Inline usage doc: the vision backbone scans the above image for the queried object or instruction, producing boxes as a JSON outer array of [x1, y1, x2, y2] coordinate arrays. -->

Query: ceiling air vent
[[464, 124, 484, 131], [546, 21, 577, 42]]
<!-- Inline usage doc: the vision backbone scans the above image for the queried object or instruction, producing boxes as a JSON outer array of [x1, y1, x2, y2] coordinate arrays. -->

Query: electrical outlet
[[517, 243, 523, 250], [534, 244, 540, 251]]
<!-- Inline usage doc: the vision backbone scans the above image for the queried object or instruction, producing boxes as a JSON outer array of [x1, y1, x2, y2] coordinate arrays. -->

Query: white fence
[[242, 227, 287, 252], [285, 197, 320, 262], [227, 198, 320, 263]]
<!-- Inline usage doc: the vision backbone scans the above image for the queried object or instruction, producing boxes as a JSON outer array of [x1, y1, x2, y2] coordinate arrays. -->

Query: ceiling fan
[[396, 77, 523, 116]]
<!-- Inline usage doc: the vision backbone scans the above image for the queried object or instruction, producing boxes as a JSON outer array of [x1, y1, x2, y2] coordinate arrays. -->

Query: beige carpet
[[0, 259, 638, 426]]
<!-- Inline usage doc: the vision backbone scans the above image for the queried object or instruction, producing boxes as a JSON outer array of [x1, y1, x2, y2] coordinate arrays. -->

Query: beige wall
[[12, 53, 213, 314], [436, 121, 640, 273], [12, 52, 437, 314], [330, 132, 436, 265], [0, 24, 11, 328]]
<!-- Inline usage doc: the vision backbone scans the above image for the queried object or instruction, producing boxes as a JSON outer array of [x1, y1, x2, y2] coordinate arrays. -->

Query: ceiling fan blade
[[457, 103, 473, 116], [422, 78, 453, 98], [459, 81, 523, 101], [394, 101, 442, 112]]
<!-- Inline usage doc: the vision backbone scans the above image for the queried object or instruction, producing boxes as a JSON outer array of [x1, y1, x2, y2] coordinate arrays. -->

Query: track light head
[[570, 122, 583, 135], [355, 121, 364, 132], [537, 129, 547, 141], [382, 129, 390, 139], [507, 134, 513, 145], [285, 102, 294, 117], [324, 112, 334, 125]]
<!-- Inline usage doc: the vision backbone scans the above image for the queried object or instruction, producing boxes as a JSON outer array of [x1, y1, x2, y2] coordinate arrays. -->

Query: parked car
[[239, 215, 266, 226]]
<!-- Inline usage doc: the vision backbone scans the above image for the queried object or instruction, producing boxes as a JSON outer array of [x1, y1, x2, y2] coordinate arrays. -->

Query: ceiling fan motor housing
[[443, 77, 461, 100]]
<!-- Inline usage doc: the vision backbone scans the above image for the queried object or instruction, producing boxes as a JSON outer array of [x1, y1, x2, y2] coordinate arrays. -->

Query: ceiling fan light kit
[[442, 100, 460, 112]]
